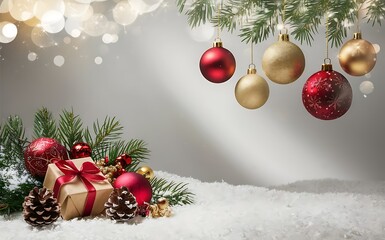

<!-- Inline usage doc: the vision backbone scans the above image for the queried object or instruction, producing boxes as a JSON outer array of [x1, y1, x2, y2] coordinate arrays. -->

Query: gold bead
[[339, 32, 377, 76], [157, 197, 169, 210], [136, 166, 155, 181]]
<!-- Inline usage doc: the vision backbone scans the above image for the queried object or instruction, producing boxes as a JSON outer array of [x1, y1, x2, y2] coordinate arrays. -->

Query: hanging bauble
[[115, 153, 132, 168], [302, 63, 352, 120], [136, 166, 155, 181], [70, 142, 92, 159], [199, 40, 236, 83], [235, 65, 269, 109], [262, 33, 305, 84], [338, 32, 377, 76], [24, 138, 69, 179], [114, 172, 152, 206]]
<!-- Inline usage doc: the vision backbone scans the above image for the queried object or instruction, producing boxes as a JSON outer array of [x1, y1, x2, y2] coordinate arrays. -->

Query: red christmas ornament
[[70, 142, 92, 159], [199, 41, 236, 83], [115, 153, 132, 168], [24, 138, 69, 179], [114, 172, 152, 206], [302, 63, 352, 120]]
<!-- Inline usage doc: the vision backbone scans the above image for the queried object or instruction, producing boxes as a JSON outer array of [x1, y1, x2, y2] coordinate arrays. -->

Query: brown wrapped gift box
[[43, 157, 113, 220]]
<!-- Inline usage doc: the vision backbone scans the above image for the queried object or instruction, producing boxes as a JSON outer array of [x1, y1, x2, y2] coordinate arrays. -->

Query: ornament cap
[[278, 33, 289, 41], [321, 63, 333, 71], [353, 32, 362, 40], [213, 40, 223, 47], [247, 65, 257, 74]]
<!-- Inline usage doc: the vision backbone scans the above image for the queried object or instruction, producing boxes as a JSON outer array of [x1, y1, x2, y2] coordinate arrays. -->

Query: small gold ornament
[[339, 32, 377, 76], [136, 166, 155, 181], [149, 198, 172, 218], [262, 33, 305, 84], [96, 159, 124, 183], [235, 66, 269, 109]]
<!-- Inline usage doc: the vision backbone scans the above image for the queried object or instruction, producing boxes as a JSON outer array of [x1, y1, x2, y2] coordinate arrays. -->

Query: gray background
[[1, 3, 384, 186]]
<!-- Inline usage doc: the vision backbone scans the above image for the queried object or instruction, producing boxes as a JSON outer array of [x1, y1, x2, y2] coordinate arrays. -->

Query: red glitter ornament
[[115, 153, 132, 168], [199, 41, 236, 83], [302, 63, 352, 120], [114, 172, 152, 206], [70, 142, 92, 159], [24, 138, 69, 179]]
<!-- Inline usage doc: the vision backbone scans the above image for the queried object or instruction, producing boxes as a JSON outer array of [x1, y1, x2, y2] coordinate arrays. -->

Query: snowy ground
[[1, 172, 385, 240]]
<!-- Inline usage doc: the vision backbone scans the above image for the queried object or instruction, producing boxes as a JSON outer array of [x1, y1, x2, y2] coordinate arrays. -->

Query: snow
[[1, 172, 385, 240]]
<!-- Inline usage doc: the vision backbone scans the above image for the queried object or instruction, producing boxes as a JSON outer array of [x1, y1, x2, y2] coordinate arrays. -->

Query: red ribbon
[[53, 160, 106, 217]]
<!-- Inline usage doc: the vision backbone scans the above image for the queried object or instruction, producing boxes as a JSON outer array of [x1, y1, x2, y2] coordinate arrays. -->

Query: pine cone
[[105, 186, 138, 221], [23, 187, 60, 226]]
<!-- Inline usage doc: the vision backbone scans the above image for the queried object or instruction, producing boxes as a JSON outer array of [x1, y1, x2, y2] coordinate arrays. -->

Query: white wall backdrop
[[1, 4, 384, 186]]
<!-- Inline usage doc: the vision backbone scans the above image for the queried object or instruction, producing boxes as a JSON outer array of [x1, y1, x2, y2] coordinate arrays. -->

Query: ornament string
[[281, 0, 287, 32], [250, 40, 254, 67], [356, 2, 363, 33], [216, 2, 221, 41], [324, 9, 331, 64]]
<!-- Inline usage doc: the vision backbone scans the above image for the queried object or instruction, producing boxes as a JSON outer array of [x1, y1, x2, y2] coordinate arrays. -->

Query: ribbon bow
[[53, 160, 106, 217]]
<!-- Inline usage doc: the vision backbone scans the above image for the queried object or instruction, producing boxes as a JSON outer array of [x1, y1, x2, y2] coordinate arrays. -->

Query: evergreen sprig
[[177, 0, 385, 46], [84, 117, 123, 160], [150, 177, 194, 206], [57, 109, 84, 150], [0, 116, 28, 169], [100, 139, 149, 172], [33, 107, 57, 139]]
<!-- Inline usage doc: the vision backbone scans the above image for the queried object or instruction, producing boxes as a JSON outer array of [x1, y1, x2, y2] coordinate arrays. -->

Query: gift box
[[43, 157, 113, 220]]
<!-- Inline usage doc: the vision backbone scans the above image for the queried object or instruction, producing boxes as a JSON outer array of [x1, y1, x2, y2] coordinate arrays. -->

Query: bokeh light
[[0, 21, 17, 43], [360, 80, 374, 95], [2, 22, 17, 38], [27, 51, 37, 61], [31, 25, 55, 47], [53, 55, 65, 67], [188, 23, 214, 42], [94, 56, 103, 64]]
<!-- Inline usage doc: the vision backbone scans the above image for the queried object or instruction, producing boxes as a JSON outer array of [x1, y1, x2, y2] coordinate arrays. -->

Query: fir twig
[[178, 0, 385, 46], [150, 177, 194, 206], [84, 117, 123, 160], [58, 109, 84, 150], [33, 107, 57, 139], [101, 139, 149, 172], [0, 116, 28, 169]]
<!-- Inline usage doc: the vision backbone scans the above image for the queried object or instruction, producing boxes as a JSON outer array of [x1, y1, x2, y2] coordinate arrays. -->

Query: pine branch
[[33, 107, 57, 139], [84, 117, 123, 160], [58, 109, 84, 150], [124, 139, 150, 172], [102, 140, 150, 172], [0, 181, 40, 214], [183, 0, 214, 28], [366, 0, 385, 26], [150, 177, 194, 206], [179, 0, 385, 47], [0, 116, 28, 170]]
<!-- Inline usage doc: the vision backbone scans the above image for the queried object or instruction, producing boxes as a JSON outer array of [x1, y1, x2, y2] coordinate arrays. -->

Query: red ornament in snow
[[114, 172, 152, 206], [24, 138, 69, 179], [302, 63, 352, 120], [199, 41, 236, 83], [70, 142, 92, 159]]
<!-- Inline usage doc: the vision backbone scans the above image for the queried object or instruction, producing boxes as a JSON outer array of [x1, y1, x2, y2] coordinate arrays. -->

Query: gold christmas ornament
[[235, 66, 269, 109], [262, 33, 305, 84], [338, 32, 377, 76], [136, 166, 155, 181], [150, 197, 172, 218]]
